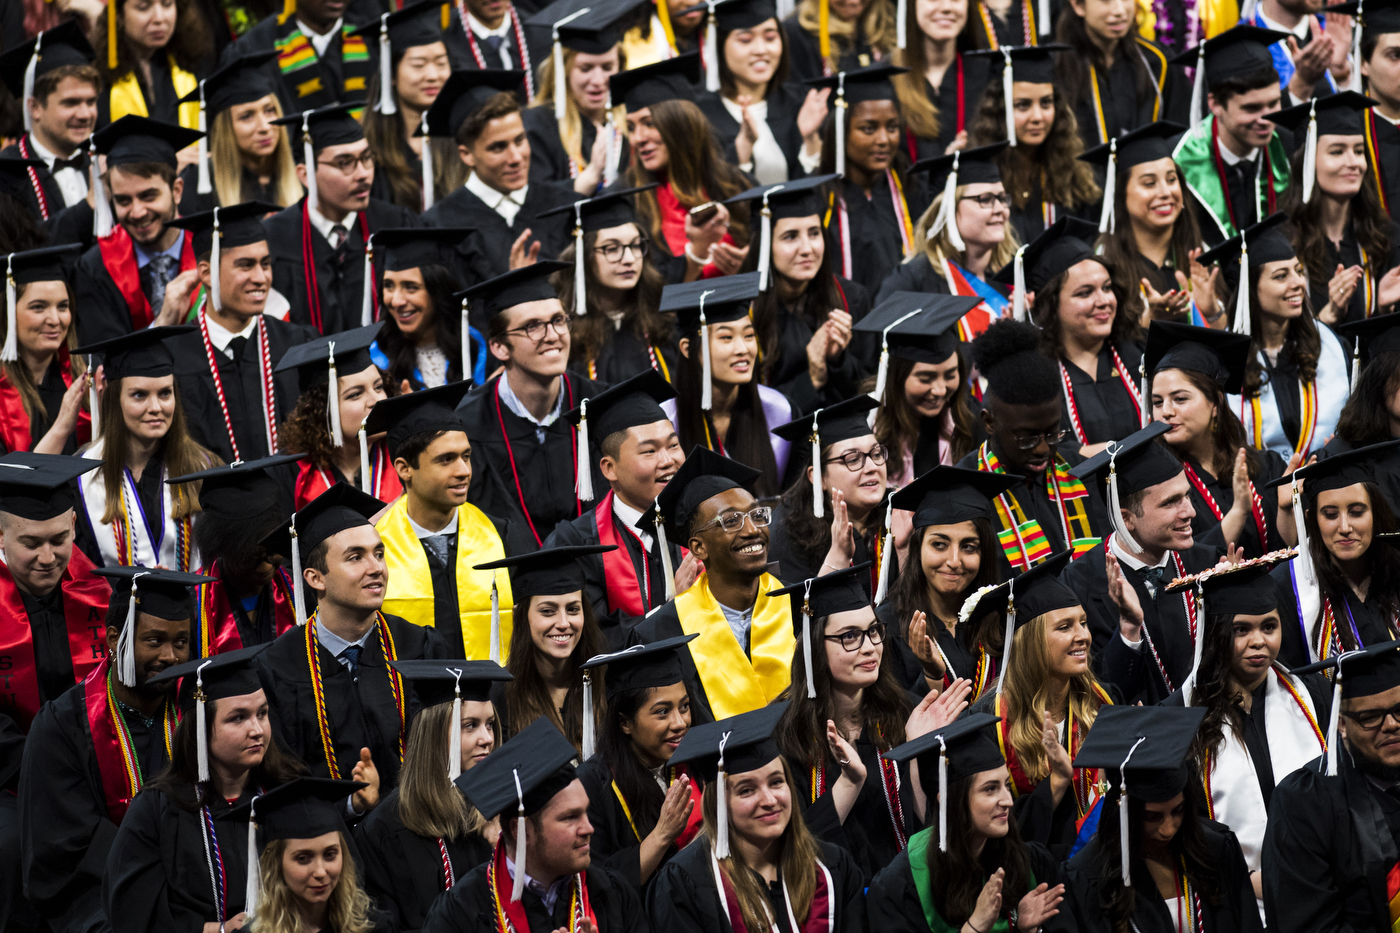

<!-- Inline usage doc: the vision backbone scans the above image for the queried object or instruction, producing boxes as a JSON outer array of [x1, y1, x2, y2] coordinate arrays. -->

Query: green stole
[[1173, 116, 1291, 240], [907, 828, 1036, 933]]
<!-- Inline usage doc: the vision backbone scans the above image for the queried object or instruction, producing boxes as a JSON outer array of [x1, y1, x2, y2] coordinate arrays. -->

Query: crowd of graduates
[[9, 0, 1400, 928]]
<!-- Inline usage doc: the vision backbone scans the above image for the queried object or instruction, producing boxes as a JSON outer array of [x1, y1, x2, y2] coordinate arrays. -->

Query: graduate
[[1333, 0, 1400, 220], [783, 0, 895, 81], [768, 396, 888, 589], [456, 263, 608, 546], [811, 63, 931, 299], [1327, 312, 1400, 505], [575, 636, 704, 888], [233, 0, 379, 113], [254, 483, 449, 794], [169, 455, 303, 656], [73, 327, 218, 572], [1063, 706, 1262, 933], [1260, 640, 1400, 932], [263, 103, 421, 337], [21, 569, 210, 933], [544, 370, 690, 635], [420, 716, 645, 933], [368, 382, 531, 659], [92, 0, 207, 130], [164, 202, 316, 465], [356, 660, 513, 930], [454, 0, 549, 87], [890, 0, 996, 159], [0, 454, 111, 733], [629, 448, 794, 724], [647, 703, 867, 933], [866, 715, 1067, 933], [1063, 422, 1222, 704], [956, 319, 1109, 574], [71, 117, 207, 346]]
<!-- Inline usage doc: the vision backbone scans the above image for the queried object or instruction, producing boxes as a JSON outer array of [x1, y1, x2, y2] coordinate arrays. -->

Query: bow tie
[[52, 154, 88, 173], [1139, 565, 1168, 601]]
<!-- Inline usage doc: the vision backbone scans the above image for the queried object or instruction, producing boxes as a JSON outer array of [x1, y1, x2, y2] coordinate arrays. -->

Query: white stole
[[78, 439, 198, 569], [1227, 322, 1349, 460]]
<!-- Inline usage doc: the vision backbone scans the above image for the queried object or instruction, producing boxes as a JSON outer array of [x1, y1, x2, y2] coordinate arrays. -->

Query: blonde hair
[[0, 279, 85, 429], [96, 378, 216, 524], [248, 834, 374, 933], [531, 47, 628, 169], [398, 700, 497, 840], [796, 0, 898, 74], [210, 97, 301, 209], [912, 184, 1022, 272], [890, 0, 953, 142]]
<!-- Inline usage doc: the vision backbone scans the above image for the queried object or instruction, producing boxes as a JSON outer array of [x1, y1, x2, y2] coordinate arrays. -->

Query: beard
[[1348, 739, 1400, 783]]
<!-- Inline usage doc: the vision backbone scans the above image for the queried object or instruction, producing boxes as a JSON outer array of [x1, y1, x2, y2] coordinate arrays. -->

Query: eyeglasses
[[594, 239, 650, 263], [317, 152, 376, 174], [824, 621, 886, 652], [694, 506, 773, 534], [824, 445, 889, 471], [1012, 429, 1072, 451], [959, 192, 1010, 209], [1342, 704, 1400, 730], [502, 314, 574, 342]]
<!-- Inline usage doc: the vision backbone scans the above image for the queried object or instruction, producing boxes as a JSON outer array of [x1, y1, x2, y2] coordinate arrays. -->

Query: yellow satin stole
[[109, 57, 200, 130], [376, 498, 515, 660], [674, 572, 794, 719]]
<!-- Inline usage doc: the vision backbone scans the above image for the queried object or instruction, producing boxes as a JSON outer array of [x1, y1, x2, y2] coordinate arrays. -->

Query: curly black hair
[[971, 318, 1059, 404]]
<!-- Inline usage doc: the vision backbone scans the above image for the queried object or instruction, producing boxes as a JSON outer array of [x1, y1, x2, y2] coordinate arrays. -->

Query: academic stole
[[0, 354, 89, 453], [611, 764, 704, 847], [809, 728, 908, 850], [907, 827, 1027, 933], [1084, 39, 1167, 143], [97, 226, 198, 330], [15, 134, 53, 220], [1210, 117, 1277, 234], [994, 685, 1111, 818], [191, 562, 298, 657], [85, 657, 177, 823], [941, 259, 1009, 342], [299, 204, 374, 333], [975, 0, 1036, 47], [197, 306, 278, 460], [586, 344, 671, 383], [458, 4, 536, 100], [826, 173, 914, 279], [1058, 345, 1142, 445], [1364, 110, 1393, 219], [976, 443, 1099, 572], [112, 464, 194, 571], [304, 612, 407, 778], [487, 840, 596, 933], [1181, 462, 1269, 549], [1313, 593, 1365, 663], [275, 20, 371, 102], [294, 447, 403, 509], [1244, 380, 1318, 459], [596, 491, 652, 617], [492, 373, 579, 546], [674, 572, 794, 719]]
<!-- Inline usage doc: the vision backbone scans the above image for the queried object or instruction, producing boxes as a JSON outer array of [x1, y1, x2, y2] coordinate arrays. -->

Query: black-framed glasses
[[502, 314, 574, 342], [824, 445, 888, 471], [824, 621, 886, 652], [1012, 429, 1072, 451], [959, 192, 1010, 209], [1342, 704, 1400, 730], [694, 506, 773, 534], [317, 152, 376, 174], [594, 239, 649, 262]]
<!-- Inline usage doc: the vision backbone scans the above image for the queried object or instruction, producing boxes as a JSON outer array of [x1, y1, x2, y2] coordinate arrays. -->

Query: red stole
[[191, 561, 299, 657], [597, 492, 652, 617], [0, 351, 92, 453], [0, 547, 112, 730], [487, 838, 598, 933], [83, 655, 178, 823], [96, 227, 198, 330], [293, 448, 403, 510]]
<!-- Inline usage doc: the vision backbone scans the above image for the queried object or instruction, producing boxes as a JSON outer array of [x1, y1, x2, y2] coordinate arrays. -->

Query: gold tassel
[[108, 0, 118, 70], [818, 0, 830, 61], [441, 2, 450, 29], [279, 0, 296, 26]]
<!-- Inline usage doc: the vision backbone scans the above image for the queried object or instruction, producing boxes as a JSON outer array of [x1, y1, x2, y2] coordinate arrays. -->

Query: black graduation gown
[[521, 106, 631, 188], [254, 613, 447, 792], [167, 315, 317, 465], [911, 56, 996, 161], [263, 197, 421, 336], [1057, 341, 1145, 447], [759, 276, 873, 415], [565, 324, 680, 388], [231, 14, 379, 113], [103, 787, 253, 933], [456, 372, 608, 547], [421, 858, 644, 933], [0, 135, 69, 227], [1269, 559, 1400, 671], [354, 787, 494, 933], [766, 502, 880, 588], [1070, 41, 1188, 149], [646, 836, 866, 933], [781, 14, 878, 84], [178, 163, 286, 215], [1306, 220, 1400, 326], [422, 179, 576, 287], [1064, 830, 1262, 933], [1320, 433, 1400, 520], [1371, 113, 1400, 223], [1061, 539, 1222, 704], [828, 174, 930, 300], [968, 0, 1043, 48], [451, 9, 550, 86], [0, 713, 32, 933], [874, 600, 960, 696], [1262, 751, 1399, 933], [18, 683, 172, 933], [72, 236, 180, 346], [97, 58, 193, 128], [575, 756, 696, 891], [1176, 451, 1286, 560], [696, 84, 813, 184], [873, 252, 1012, 309], [1005, 172, 1099, 245]]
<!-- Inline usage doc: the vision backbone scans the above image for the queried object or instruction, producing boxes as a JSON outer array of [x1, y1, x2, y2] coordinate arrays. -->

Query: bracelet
[[684, 243, 712, 266], [966, 921, 988, 933]]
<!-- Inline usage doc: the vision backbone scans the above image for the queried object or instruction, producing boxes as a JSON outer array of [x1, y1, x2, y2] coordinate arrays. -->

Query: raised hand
[[1142, 277, 1190, 320], [906, 610, 945, 679], [797, 87, 831, 143], [1106, 549, 1143, 641], [1016, 882, 1066, 932], [1185, 248, 1223, 325], [971, 869, 1005, 932], [906, 677, 971, 738], [652, 774, 695, 843], [825, 488, 855, 569], [826, 720, 867, 784], [508, 229, 541, 269], [351, 747, 380, 812]]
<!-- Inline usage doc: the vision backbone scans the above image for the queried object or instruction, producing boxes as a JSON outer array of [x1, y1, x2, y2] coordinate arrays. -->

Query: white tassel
[[874, 500, 895, 603], [1139, 361, 1149, 428], [1099, 139, 1117, 234], [604, 109, 620, 186], [995, 592, 1015, 694], [1232, 238, 1252, 336], [835, 75, 847, 177], [871, 309, 921, 406], [88, 354, 100, 436], [1188, 46, 1206, 130], [757, 188, 783, 291], [1302, 101, 1318, 204], [460, 297, 472, 381], [1, 257, 16, 362], [245, 804, 261, 919], [582, 670, 595, 758], [577, 398, 595, 502], [658, 519, 676, 600], [378, 18, 397, 115], [448, 668, 463, 779], [490, 573, 502, 663], [810, 412, 824, 519], [358, 423, 371, 493], [1012, 245, 1029, 322], [512, 768, 528, 901], [92, 142, 113, 238], [1002, 51, 1015, 146], [195, 659, 213, 781], [699, 291, 714, 411], [117, 573, 147, 687], [327, 341, 344, 447], [21, 43, 38, 134], [937, 735, 948, 851], [802, 580, 816, 698], [210, 208, 222, 313], [1350, 0, 1364, 93], [897, 0, 907, 47], [1188, 586, 1205, 681], [573, 204, 587, 316], [554, 35, 568, 121], [196, 82, 212, 195], [421, 112, 436, 210], [715, 731, 732, 858], [361, 238, 375, 327], [1108, 446, 1146, 556], [303, 113, 318, 212], [1038, 0, 1050, 35], [1326, 663, 1343, 775], [930, 153, 964, 250], [290, 518, 307, 625], [1293, 479, 1322, 661], [1351, 339, 1362, 394], [704, 1, 720, 92], [1118, 735, 1146, 885]]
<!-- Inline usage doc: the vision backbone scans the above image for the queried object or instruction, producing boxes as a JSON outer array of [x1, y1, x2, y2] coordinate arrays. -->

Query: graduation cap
[[1336, 310, 1400, 375], [272, 103, 365, 212], [965, 45, 1071, 145], [725, 175, 840, 291], [177, 51, 279, 197], [1144, 320, 1251, 396], [890, 465, 1020, 529], [539, 185, 658, 317], [958, 549, 1077, 693], [1292, 639, 1400, 773], [146, 644, 268, 782], [168, 453, 303, 524], [1072, 421, 1180, 560], [992, 216, 1101, 327], [1326, 0, 1400, 42], [577, 633, 697, 757], [0, 245, 80, 364], [805, 64, 909, 176], [1078, 121, 1187, 235], [420, 69, 527, 138], [652, 446, 761, 589], [668, 702, 787, 856], [609, 52, 702, 114], [0, 450, 100, 522], [659, 271, 761, 411], [74, 325, 194, 381], [563, 368, 676, 502], [89, 116, 205, 238], [882, 713, 1004, 852], [350, 0, 447, 117], [258, 483, 385, 625], [473, 545, 618, 665], [1072, 705, 1207, 883], [1195, 212, 1294, 339], [1265, 438, 1400, 505], [0, 157, 47, 204], [770, 563, 871, 699], [770, 395, 879, 523], [355, 227, 473, 334], [456, 261, 569, 329], [528, 0, 649, 122], [166, 202, 279, 312], [277, 325, 385, 456], [390, 659, 513, 777], [1197, 558, 1282, 617], [455, 716, 580, 900], [1269, 92, 1378, 202], [852, 292, 981, 413], [676, 0, 778, 90], [912, 143, 1007, 253], [0, 21, 94, 134], [1171, 25, 1290, 128], [361, 380, 472, 461], [92, 567, 218, 689]]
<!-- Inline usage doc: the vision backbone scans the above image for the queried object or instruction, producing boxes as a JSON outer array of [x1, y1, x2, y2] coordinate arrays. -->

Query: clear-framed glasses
[[694, 506, 773, 534], [317, 151, 376, 174], [824, 445, 889, 471]]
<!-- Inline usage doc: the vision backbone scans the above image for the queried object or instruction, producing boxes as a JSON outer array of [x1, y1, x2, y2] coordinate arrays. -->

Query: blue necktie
[[339, 644, 361, 674], [480, 34, 505, 55]]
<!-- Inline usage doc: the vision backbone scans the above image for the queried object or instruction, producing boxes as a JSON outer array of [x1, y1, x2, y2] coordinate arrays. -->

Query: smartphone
[[688, 201, 719, 226]]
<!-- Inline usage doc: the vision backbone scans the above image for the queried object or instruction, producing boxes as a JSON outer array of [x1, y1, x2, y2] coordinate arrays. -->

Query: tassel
[[21, 41, 38, 134], [1098, 138, 1117, 234], [930, 153, 963, 250], [442, 1, 449, 30], [1292, 478, 1322, 661], [897, 0, 907, 47], [1012, 245, 1029, 321], [937, 736, 948, 851], [107, 0, 117, 69], [88, 354, 100, 437], [448, 668, 463, 779], [92, 142, 114, 238], [715, 730, 733, 858], [658, 518, 676, 600], [290, 518, 306, 625], [757, 188, 782, 291], [995, 591, 1015, 694], [358, 423, 371, 493], [303, 112, 319, 212], [1002, 50, 1015, 146], [835, 74, 847, 177], [195, 659, 213, 781], [1118, 736, 1147, 885], [704, 0, 720, 92], [327, 341, 343, 447], [874, 501, 895, 603], [1326, 663, 1343, 775], [1351, 0, 1364, 92], [1232, 238, 1251, 336], [818, 0, 830, 60], [554, 33, 567, 120], [1351, 339, 1362, 394], [1188, 586, 1205, 681], [511, 769, 528, 901], [197, 82, 212, 195], [802, 580, 815, 699], [810, 412, 824, 519], [699, 291, 714, 411], [573, 205, 587, 316], [378, 17, 397, 115], [421, 113, 436, 210], [576, 398, 594, 502], [1038, 0, 1049, 35], [871, 309, 921, 410], [245, 804, 261, 919], [117, 573, 147, 687], [1, 256, 16, 362], [1188, 45, 1206, 130], [361, 238, 375, 326], [460, 297, 471, 382], [490, 573, 502, 663], [582, 670, 595, 758], [604, 109, 620, 186], [1108, 446, 1146, 556], [1302, 100, 1318, 204], [210, 207, 222, 313]]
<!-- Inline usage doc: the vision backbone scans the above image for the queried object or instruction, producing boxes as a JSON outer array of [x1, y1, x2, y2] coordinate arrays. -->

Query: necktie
[[147, 254, 174, 312], [227, 335, 249, 363], [421, 534, 450, 567], [480, 34, 505, 55], [329, 224, 348, 249], [52, 154, 88, 173], [340, 644, 361, 674]]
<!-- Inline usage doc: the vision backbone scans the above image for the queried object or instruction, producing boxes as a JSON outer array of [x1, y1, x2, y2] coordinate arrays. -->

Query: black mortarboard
[[0, 451, 100, 521], [804, 62, 906, 104], [679, 0, 778, 32], [0, 157, 47, 203], [74, 326, 194, 380], [273, 102, 365, 155], [389, 659, 513, 707], [227, 777, 364, 841], [1325, 0, 1400, 36], [258, 482, 385, 567], [146, 644, 268, 703], [890, 465, 1020, 529], [167, 453, 305, 517], [1336, 312, 1400, 368], [771, 563, 871, 629], [1197, 211, 1295, 269], [1291, 639, 1400, 698], [92, 115, 204, 169], [457, 261, 568, 319], [610, 52, 702, 113], [669, 702, 787, 782], [167, 201, 279, 256], [1079, 121, 1186, 172], [1269, 90, 1378, 139], [420, 70, 527, 137], [1196, 559, 1283, 617], [724, 174, 841, 235], [653, 445, 761, 542], [274, 324, 382, 391], [92, 566, 217, 622], [474, 544, 617, 598], [564, 368, 676, 440], [1072, 421, 1182, 497], [992, 216, 1100, 292], [363, 380, 471, 457], [178, 51, 279, 115], [660, 271, 761, 330], [1264, 439, 1400, 504], [581, 634, 698, 698], [852, 292, 981, 367], [1144, 320, 1252, 395], [912, 142, 1007, 191], [883, 712, 1004, 791], [770, 395, 879, 449], [965, 43, 1070, 84], [962, 549, 1078, 631], [528, 0, 650, 53], [1, 245, 80, 285], [350, 0, 447, 52], [0, 22, 94, 99], [1170, 24, 1289, 86], [539, 185, 657, 232], [455, 716, 579, 819], [1073, 705, 1206, 802]]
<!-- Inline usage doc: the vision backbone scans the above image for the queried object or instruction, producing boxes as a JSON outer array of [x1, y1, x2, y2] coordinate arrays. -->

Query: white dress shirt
[[299, 18, 343, 57], [1109, 533, 1172, 651], [406, 507, 459, 540], [720, 96, 788, 185], [496, 372, 562, 443], [202, 312, 261, 360], [27, 134, 87, 207], [611, 495, 654, 553], [466, 171, 528, 226], [467, 11, 516, 70], [307, 203, 358, 246]]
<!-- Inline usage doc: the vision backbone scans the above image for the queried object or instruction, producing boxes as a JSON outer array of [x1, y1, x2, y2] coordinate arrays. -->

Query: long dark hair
[[887, 520, 1002, 647], [552, 231, 671, 374], [738, 250, 848, 386], [1334, 351, 1400, 445], [1305, 480, 1400, 650], [94, 0, 212, 85], [775, 441, 886, 577], [818, 95, 913, 178], [1031, 256, 1140, 359], [596, 684, 676, 832], [1188, 610, 1255, 767], [869, 352, 977, 475], [278, 368, 399, 471], [1280, 145, 1392, 296], [922, 770, 1035, 927], [373, 263, 465, 390], [1054, 10, 1156, 132], [362, 70, 462, 211], [1238, 263, 1322, 397], [968, 80, 1099, 212], [502, 596, 605, 748], [1148, 367, 1263, 484], [716, 20, 791, 98]]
